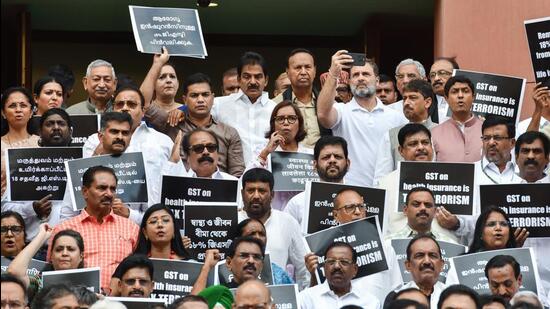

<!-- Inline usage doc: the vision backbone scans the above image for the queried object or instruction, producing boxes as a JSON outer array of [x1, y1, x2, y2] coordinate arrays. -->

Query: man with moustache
[[49, 165, 139, 291], [485, 255, 523, 303], [117, 255, 155, 298], [389, 58, 428, 115], [212, 52, 276, 165], [377, 74, 399, 105], [516, 131, 549, 183], [429, 57, 459, 123], [317, 50, 406, 187], [221, 67, 240, 96]]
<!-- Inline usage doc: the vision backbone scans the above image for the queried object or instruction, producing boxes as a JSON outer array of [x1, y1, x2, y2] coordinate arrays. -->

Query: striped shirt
[[47, 209, 139, 290]]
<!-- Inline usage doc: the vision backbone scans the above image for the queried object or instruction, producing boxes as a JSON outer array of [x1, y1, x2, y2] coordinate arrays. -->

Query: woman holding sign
[[468, 206, 520, 253]]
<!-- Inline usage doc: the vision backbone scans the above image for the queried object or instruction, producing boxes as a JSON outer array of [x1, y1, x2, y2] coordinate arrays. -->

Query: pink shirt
[[431, 116, 483, 163]]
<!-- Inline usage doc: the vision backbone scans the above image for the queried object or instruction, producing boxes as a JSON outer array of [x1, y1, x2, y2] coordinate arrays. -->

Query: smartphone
[[347, 52, 366, 66]]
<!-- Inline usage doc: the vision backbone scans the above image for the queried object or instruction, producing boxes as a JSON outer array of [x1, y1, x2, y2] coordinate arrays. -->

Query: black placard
[[184, 202, 238, 261], [270, 151, 319, 191], [451, 69, 526, 125], [391, 238, 466, 283], [42, 267, 100, 293], [304, 216, 388, 282], [1, 256, 48, 277], [106, 297, 165, 308], [150, 258, 205, 304], [524, 17, 550, 83], [65, 152, 148, 210], [6, 147, 82, 201], [129, 6, 207, 58], [397, 161, 475, 215], [268, 284, 300, 309], [449, 248, 539, 295], [215, 254, 273, 286], [480, 183, 550, 238], [70, 114, 100, 146], [161, 176, 238, 233], [303, 181, 386, 234]]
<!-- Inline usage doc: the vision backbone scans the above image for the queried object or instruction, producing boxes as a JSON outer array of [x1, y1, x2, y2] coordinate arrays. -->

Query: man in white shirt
[[515, 131, 549, 183], [428, 57, 459, 124], [316, 50, 406, 187], [389, 58, 428, 115], [238, 168, 309, 290], [284, 135, 350, 225], [212, 52, 276, 165], [299, 242, 380, 309]]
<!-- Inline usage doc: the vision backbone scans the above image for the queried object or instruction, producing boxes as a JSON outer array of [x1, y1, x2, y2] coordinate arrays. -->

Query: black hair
[[406, 234, 442, 261], [228, 218, 265, 241], [50, 229, 85, 268], [378, 74, 396, 85], [115, 73, 137, 91], [1, 273, 28, 302], [403, 79, 434, 99], [388, 299, 428, 309], [1, 210, 27, 242], [99, 111, 133, 131], [82, 165, 117, 188], [324, 241, 357, 263], [33, 76, 65, 98], [40, 107, 72, 129], [444, 75, 474, 97], [437, 284, 480, 309], [468, 206, 516, 254], [113, 85, 145, 109], [398, 123, 432, 147], [223, 67, 238, 78], [134, 203, 190, 259], [237, 51, 268, 78], [241, 168, 274, 192], [265, 100, 306, 143], [515, 131, 550, 157], [181, 128, 219, 156], [433, 57, 460, 70], [405, 187, 435, 205], [287, 48, 316, 67], [169, 295, 208, 309], [31, 283, 76, 309], [227, 236, 265, 259], [482, 115, 515, 139], [1, 87, 35, 136], [71, 285, 98, 306], [182, 72, 212, 95], [48, 64, 75, 90], [485, 254, 521, 279], [116, 254, 154, 280], [479, 294, 507, 308], [313, 135, 349, 161]]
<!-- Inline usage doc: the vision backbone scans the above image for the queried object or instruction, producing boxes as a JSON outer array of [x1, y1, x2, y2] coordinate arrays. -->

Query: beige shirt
[[273, 91, 320, 148]]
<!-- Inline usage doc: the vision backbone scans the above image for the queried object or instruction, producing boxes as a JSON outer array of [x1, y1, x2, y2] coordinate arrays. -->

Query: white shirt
[[520, 174, 549, 183], [186, 168, 238, 181], [387, 99, 404, 113], [238, 209, 309, 290], [436, 95, 450, 123], [516, 116, 550, 138], [299, 280, 380, 309], [331, 97, 407, 187], [393, 281, 446, 309], [284, 191, 307, 228], [212, 90, 276, 166]]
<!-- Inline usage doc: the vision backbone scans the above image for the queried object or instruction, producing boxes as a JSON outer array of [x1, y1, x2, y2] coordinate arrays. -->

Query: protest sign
[[65, 152, 147, 210], [129, 6, 207, 58], [70, 115, 100, 146], [6, 147, 82, 201], [524, 17, 550, 83], [270, 151, 319, 191], [303, 181, 385, 234], [449, 248, 540, 295], [42, 267, 100, 293], [451, 69, 526, 125], [215, 254, 273, 286], [106, 297, 165, 308], [150, 258, 205, 304], [1, 256, 48, 277], [304, 216, 387, 282], [184, 202, 238, 261], [480, 183, 550, 238], [391, 238, 466, 283], [397, 161, 474, 215], [161, 176, 238, 233]]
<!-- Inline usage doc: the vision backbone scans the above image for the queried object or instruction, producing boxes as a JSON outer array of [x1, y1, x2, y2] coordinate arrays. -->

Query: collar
[[188, 168, 223, 179], [320, 281, 358, 298], [290, 90, 316, 105], [79, 208, 115, 224], [349, 97, 385, 112], [185, 114, 216, 127], [481, 157, 515, 173], [451, 114, 477, 127], [86, 98, 112, 114], [400, 224, 435, 239], [237, 89, 270, 106]]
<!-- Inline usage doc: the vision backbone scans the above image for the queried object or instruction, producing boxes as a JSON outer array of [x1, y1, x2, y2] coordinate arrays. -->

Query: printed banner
[[42, 267, 100, 293], [1, 256, 48, 278], [524, 17, 550, 83], [106, 297, 165, 308], [270, 151, 319, 191], [70, 114, 101, 146], [150, 258, 205, 304]]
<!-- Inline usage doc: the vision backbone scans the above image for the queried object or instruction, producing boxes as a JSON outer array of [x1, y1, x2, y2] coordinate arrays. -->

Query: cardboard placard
[[42, 267, 100, 293], [397, 161, 475, 215], [184, 202, 238, 261], [70, 114, 101, 146], [303, 181, 385, 234], [480, 183, 550, 238], [270, 151, 319, 191], [106, 297, 165, 308], [150, 258, 206, 304], [65, 152, 148, 210], [304, 216, 388, 282], [129, 6, 207, 58], [6, 147, 82, 201], [1, 256, 48, 277], [451, 69, 526, 126], [230, 284, 300, 309], [524, 17, 550, 83], [215, 254, 274, 286]]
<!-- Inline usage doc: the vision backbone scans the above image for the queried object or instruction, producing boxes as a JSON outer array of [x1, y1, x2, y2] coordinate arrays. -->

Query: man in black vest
[[273, 48, 331, 148]]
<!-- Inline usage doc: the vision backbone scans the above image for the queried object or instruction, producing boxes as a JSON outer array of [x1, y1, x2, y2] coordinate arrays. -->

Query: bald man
[[232, 279, 274, 309]]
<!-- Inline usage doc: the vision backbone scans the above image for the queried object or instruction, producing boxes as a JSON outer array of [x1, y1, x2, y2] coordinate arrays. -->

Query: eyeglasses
[[481, 135, 511, 142], [113, 100, 140, 109], [395, 73, 419, 80], [429, 70, 452, 79], [122, 278, 151, 286], [237, 252, 264, 261], [325, 258, 354, 267], [273, 115, 298, 124], [333, 203, 366, 215], [485, 220, 510, 228], [0, 226, 24, 235], [147, 216, 171, 226], [189, 143, 218, 154], [234, 303, 271, 309]]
